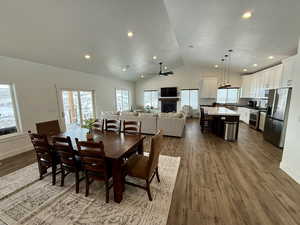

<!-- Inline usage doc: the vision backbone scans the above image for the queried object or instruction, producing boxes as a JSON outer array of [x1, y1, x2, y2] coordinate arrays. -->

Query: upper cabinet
[[200, 77, 218, 98], [241, 64, 284, 98], [281, 55, 297, 87]]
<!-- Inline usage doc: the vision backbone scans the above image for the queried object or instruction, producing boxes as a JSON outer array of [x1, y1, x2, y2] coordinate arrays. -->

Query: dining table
[[48, 126, 145, 203]]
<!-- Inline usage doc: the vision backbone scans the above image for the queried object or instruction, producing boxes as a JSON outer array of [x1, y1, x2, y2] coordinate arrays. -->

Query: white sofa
[[119, 112, 157, 134], [100, 111, 119, 120], [157, 113, 186, 137], [100, 111, 186, 137]]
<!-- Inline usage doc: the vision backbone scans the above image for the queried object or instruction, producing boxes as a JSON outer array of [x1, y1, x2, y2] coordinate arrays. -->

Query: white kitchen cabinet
[[241, 64, 283, 99], [281, 55, 297, 87], [241, 76, 251, 98], [238, 107, 250, 124], [256, 72, 264, 98], [273, 65, 283, 89], [259, 112, 266, 131], [200, 77, 218, 98]]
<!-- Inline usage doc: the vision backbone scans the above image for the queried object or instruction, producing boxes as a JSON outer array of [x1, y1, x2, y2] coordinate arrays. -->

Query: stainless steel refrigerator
[[263, 88, 292, 148]]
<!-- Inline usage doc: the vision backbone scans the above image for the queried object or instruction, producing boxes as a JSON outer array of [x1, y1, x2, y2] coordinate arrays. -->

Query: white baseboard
[[0, 145, 33, 160], [280, 163, 300, 184]]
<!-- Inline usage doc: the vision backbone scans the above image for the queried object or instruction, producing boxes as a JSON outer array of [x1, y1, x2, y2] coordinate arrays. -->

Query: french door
[[61, 89, 95, 130]]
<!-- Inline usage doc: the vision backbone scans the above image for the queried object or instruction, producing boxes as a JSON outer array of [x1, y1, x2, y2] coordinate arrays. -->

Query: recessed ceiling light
[[152, 56, 157, 60], [242, 11, 252, 19], [243, 68, 248, 72], [122, 68, 127, 72], [141, 74, 144, 78], [253, 63, 258, 67], [268, 56, 274, 59], [164, 66, 168, 70], [214, 65, 219, 68], [84, 54, 91, 59], [127, 31, 134, 37]]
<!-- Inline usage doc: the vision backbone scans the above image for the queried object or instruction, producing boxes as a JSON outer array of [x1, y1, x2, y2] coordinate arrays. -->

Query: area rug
[[0, 163, 38, 200], [0, 155, 180, 225]]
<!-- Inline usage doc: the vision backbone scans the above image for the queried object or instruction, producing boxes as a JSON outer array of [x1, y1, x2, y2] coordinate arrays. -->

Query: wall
[[0, 56, 135, 160], [280, 50, 300, 183], [135, 65, 242, 108]]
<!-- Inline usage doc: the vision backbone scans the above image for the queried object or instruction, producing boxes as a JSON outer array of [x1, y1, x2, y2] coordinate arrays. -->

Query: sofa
[[157, 113, 186, 137], [100, 111, 186, 137]]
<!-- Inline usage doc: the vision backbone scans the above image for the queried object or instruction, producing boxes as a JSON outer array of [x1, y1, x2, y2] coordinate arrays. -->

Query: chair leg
[[37, 162, 44, 180], [85, 174, 89, 197], [60, 167, 65, 187], [75, 171, 80, 194], [155, 167, 160, 183], [52, 165, 56, 185], [105, 180, 109, 203], [146, 180, 152, 201]]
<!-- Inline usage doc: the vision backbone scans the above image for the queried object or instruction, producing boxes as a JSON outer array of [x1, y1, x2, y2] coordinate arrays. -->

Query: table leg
[[112, 158, 123, 203], [137, 139, 144, 155]]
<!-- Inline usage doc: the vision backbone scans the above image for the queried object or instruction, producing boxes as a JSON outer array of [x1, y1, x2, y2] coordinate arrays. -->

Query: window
[[217, 88, 240, 104], [116, 89, 130, 112], [181, 89, 199, 109], [144, 90, 158, 109], [0, 84, 19, 136], [62, 90, 95, 129]]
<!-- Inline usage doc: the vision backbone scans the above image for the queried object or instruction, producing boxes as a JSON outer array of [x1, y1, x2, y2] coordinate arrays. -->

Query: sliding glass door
[[61, 90, 95, 130]]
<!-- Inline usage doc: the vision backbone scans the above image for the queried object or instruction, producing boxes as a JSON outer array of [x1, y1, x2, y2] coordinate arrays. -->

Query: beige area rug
[[0, 163, 38, 200], [0, 155, 180, 225]]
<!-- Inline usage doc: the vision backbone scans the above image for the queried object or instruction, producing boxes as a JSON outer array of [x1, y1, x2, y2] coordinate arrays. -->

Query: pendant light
[[227, 49, 233, 87], [218, 58, 225, 88]]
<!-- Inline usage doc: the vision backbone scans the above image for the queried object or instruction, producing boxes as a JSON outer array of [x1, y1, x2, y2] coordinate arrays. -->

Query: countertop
[[203, 107, 240, 116], [200, 104, 267, 111]]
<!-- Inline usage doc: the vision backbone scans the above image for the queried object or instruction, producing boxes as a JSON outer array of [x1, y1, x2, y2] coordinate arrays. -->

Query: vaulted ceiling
[[0, 0, 300, 80]]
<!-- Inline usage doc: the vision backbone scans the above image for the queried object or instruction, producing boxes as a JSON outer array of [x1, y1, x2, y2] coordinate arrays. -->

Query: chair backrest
[[53, 136, 76, 168], [200, 108, 205, 121], [105, 119, 121, 132], [147, 130, 163, 178], [76, 139, 108, 178], [92, 119, 104, 131], [28, 131, 53, 163], [36, 120, 61, 136], [123, 120, 141, 134]]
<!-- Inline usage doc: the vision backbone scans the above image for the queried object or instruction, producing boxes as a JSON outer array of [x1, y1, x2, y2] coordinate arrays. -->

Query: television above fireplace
[[161, 87, 177, 97]]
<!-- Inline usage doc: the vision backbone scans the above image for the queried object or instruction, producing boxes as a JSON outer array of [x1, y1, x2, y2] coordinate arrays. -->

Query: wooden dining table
[[48, 126, 145, 203]]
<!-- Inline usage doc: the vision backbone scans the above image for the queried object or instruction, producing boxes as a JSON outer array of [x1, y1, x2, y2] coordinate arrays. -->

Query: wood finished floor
[[1, 119, 300, 225]]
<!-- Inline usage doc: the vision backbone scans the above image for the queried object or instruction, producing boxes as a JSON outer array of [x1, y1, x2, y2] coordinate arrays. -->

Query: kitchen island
[[202, 107, 240, 141]]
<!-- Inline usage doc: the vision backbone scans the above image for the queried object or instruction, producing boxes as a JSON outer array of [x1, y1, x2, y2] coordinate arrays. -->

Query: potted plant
[[82, 118, 97, 141]]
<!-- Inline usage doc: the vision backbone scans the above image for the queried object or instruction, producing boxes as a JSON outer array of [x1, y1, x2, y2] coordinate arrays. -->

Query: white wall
[[135, 65, 242, 108], [0, 56, 135, 159], [280, 51, 300, 183]]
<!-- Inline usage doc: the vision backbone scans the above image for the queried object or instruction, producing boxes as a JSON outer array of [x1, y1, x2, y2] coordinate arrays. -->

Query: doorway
[[61, 90, 95, 130]]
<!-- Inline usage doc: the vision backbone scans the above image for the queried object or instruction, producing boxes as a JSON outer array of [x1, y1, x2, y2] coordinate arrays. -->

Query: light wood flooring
[[1, 119, 300, 225]]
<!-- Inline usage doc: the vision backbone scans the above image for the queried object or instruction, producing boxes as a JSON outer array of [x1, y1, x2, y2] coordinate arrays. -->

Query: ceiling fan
[[159, 62, 174, 76]]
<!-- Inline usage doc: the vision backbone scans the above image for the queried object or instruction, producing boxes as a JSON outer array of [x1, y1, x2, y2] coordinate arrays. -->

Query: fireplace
[[161, 100, 177, 113]]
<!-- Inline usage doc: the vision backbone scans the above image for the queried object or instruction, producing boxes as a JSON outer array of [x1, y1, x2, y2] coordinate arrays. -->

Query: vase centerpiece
[[82, 118, 97, 141]]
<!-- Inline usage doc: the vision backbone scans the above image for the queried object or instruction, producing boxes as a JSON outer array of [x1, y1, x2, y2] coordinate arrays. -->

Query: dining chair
[[92, 119, 104, 132], [52, 136, 83, 193], [125, 130, 163, 201], [28, 131, 61, 185], [200, 108, 213, 133], [105, 119, 121, 133], [75, 139, 113, 203], [36, 120, 61, 136], [123, 120, 141, 134]]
